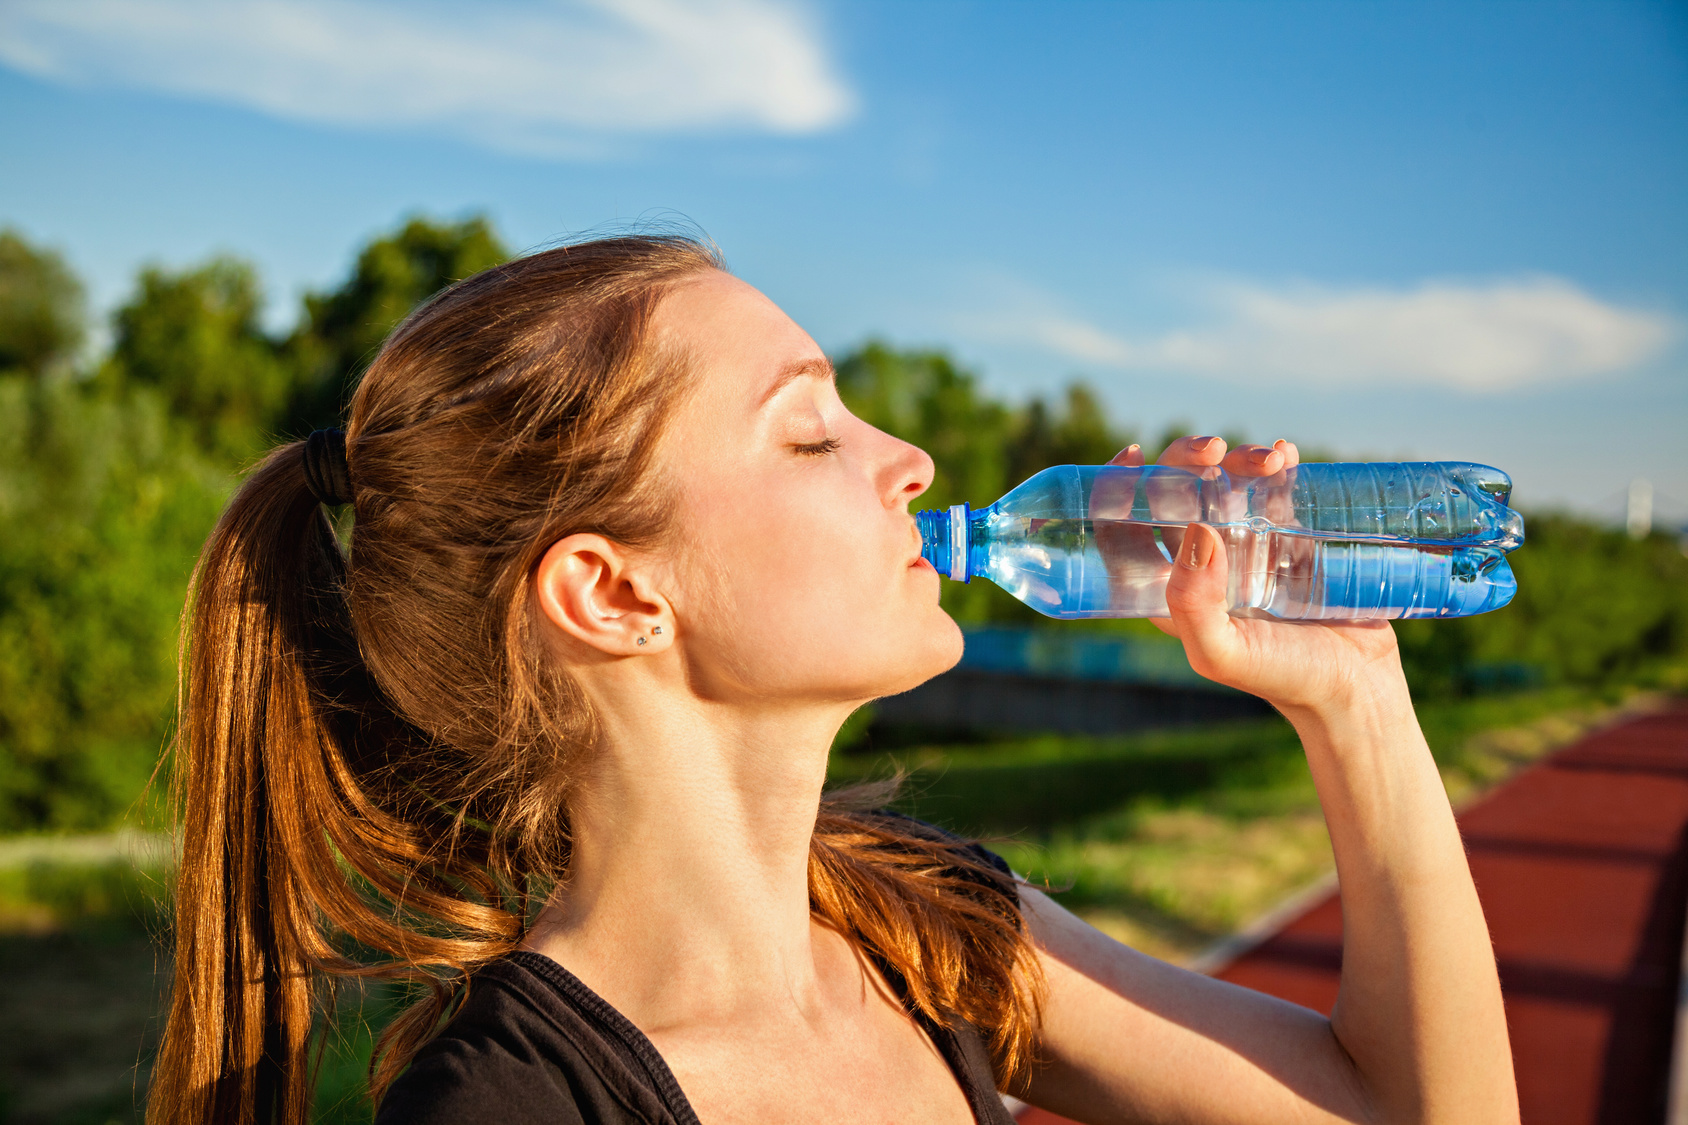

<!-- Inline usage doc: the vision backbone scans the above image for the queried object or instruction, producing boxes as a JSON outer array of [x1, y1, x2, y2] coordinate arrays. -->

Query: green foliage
[[837, 341, 1015, 509], [107, 257, 299, 461], [829, 716, 1306, 837], [0, 375, 227, 830], [1006, 383, 1133, 484], [0, 218, 505, 832], [1397, 513, 1688, 697], [0, 229, 86, 379], [0, 857, 169, 936], [286, 215, 510, 432]]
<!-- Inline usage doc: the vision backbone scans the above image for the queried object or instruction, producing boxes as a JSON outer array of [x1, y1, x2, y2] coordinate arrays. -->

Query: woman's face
[[653, 270, 962, 706]]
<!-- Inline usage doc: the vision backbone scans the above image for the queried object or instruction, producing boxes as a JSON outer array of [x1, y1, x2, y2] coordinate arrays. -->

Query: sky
[[1, 0, 1685, 523]]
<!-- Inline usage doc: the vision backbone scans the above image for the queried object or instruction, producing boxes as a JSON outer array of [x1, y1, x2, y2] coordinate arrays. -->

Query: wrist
[[1274, 669, 1416, 739]]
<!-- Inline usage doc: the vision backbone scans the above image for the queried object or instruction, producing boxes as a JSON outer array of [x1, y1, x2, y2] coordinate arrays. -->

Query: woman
[[149, 237, 1518, 1124]]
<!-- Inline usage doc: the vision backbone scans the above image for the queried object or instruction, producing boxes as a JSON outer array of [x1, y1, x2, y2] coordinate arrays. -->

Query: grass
[[0, 855, 401, 1125], [831, 684, 1656, 962], [0, 684, 1657, 1120], [0, 861, 168, 1125]]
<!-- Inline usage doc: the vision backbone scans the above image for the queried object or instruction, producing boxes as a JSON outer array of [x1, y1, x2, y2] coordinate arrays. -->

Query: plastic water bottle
[[916, 462, 1524, 620]]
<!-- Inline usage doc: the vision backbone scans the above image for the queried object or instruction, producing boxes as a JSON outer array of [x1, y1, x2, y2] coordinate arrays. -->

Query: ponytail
[[149, 445, 519, 1125]]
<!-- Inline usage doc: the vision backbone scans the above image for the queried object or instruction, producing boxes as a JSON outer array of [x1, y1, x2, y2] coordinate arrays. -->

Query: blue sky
[[2, 0, 1684, 521]]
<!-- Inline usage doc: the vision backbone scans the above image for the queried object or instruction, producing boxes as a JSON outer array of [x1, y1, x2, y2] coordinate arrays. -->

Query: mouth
[[908, 519, 928, 568]]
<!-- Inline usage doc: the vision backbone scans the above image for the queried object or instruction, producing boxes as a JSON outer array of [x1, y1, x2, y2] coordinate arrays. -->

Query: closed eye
[[793, 437, 841, 457]]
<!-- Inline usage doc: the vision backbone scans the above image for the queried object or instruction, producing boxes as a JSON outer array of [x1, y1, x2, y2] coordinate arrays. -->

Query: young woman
[[149, 237, 1518, 1125]]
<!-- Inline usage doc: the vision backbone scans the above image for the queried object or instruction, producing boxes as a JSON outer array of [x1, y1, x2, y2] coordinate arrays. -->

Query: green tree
[[0, 228, 85, 379], [0, 374, 227, 830], [0, 218, 527, 832], [0, 232, 233, 830], [107, 257, 297, 461], [286, 216, 509, 432], [1006, 382, 1133, 484], [1397, 513, 1688, 697], [837, 341, 1013, 508]]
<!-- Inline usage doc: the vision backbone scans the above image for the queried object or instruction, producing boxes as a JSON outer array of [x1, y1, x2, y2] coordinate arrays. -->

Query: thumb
[[1163, 523, 1236, 672]]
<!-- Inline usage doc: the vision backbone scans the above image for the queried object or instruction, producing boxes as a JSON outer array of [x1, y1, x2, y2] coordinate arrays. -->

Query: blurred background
[[0, 1, 1685, 1122]]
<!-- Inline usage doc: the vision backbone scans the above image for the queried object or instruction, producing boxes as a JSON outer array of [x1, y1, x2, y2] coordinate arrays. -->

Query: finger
[[1162, 523, 1237, 676], [1147, 615, 1180, 638], [1220, 443, 1286, 478], [1155, 435, 1227, 469], [1272, 439, 1301, 469], [1106, 443, 1145, 467]]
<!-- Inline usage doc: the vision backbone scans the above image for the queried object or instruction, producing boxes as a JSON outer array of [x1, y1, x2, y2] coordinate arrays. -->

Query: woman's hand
[[1115, 436, 1406, 715]]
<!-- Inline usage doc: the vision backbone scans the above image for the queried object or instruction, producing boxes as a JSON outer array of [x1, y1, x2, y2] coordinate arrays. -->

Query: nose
[[881, 432, 935, 510]]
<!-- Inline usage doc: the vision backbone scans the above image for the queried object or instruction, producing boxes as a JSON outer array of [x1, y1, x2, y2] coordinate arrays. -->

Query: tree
[[1006, 382, 1133, 484], [285, 216, 509, 433], [0, 229, 86, 379], [0, 374, 226, 830], [107, 257, 297, 462], [1396, 513, 1688, 697], [0, 218, 523, 832], [0, 233, 235, 831]]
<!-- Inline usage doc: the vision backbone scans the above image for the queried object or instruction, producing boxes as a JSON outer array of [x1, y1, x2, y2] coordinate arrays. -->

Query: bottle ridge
[[916, 462, 1524, 620]]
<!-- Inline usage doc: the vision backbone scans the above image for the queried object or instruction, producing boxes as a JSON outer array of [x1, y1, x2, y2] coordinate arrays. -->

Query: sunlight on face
[[652, 271, 963, 705]]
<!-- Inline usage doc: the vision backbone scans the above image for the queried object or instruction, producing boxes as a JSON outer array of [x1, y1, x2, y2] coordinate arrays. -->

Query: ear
[[533, 534, 674, 657]]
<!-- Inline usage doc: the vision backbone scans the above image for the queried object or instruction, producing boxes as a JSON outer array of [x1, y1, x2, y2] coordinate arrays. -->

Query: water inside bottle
[[979, 516, 1517, 621]]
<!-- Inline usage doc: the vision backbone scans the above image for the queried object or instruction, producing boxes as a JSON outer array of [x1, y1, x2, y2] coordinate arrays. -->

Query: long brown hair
[[149, 236, 1042, 1125]]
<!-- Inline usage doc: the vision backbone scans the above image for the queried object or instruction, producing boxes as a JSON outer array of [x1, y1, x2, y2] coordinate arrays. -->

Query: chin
[[793, 602, 963, 704], [869, 609, 963, 700]]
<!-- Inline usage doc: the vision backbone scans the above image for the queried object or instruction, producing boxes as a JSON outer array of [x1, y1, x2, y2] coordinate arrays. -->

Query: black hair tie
[[302, 428, 353, 507]]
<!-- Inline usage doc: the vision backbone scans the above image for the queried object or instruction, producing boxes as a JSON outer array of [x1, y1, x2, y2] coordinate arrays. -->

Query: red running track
[[1017, 705, 1688, 1125]]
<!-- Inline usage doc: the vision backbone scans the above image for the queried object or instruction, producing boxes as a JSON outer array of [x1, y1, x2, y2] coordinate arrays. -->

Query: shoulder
[[374, 956, 670, 1125], [374, 961, 587, 1125]]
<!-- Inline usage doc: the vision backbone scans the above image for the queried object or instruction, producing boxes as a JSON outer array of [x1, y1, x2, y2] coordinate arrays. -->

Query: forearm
[[1280, 677, 1518, 1124]]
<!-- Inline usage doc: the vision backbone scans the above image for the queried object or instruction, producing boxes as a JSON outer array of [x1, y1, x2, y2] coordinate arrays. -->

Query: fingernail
[[1190, 436, 1217, 452], [1128, 443, 1141, 454], [1272, 439, 1287, 449], [1250, 448, 1274, 463], [1183, 526, 1214, 569]]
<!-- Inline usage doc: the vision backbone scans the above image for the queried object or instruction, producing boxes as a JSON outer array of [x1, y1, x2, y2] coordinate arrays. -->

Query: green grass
[[829, 685, 1652, 960], [0, 858, 169, 938], [829, 717, 1310, 838]]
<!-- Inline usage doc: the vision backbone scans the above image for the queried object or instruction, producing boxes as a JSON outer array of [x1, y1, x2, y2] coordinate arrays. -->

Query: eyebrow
[[759, 356, 836, 407]]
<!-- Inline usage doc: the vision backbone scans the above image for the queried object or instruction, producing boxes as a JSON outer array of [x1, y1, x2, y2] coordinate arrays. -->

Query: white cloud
[[972, 275, 1677, 392], [0, 0, 856, 155]]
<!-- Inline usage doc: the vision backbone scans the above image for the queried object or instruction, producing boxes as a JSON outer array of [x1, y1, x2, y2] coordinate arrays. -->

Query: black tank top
[[374, 949, 1018, 1125]]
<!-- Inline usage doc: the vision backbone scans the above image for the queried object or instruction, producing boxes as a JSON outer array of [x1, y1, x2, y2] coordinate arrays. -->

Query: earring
[[652, 626, 663, 635], [636, 637, 647, 646]]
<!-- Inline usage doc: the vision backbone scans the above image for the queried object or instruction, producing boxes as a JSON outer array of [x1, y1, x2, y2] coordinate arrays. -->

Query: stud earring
[[636, 637, 647, 646], [652, 626, 663, 635]]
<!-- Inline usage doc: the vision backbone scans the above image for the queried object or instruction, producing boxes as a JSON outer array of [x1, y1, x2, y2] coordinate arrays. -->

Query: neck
[[524, 665, 854, 1030]]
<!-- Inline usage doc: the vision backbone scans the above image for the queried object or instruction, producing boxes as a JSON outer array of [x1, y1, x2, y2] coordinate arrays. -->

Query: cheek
[[671, 478, 959, 700]]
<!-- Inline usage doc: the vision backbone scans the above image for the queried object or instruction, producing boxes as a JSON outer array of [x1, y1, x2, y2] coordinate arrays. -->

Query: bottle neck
[[915, 504, 972, 582]]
